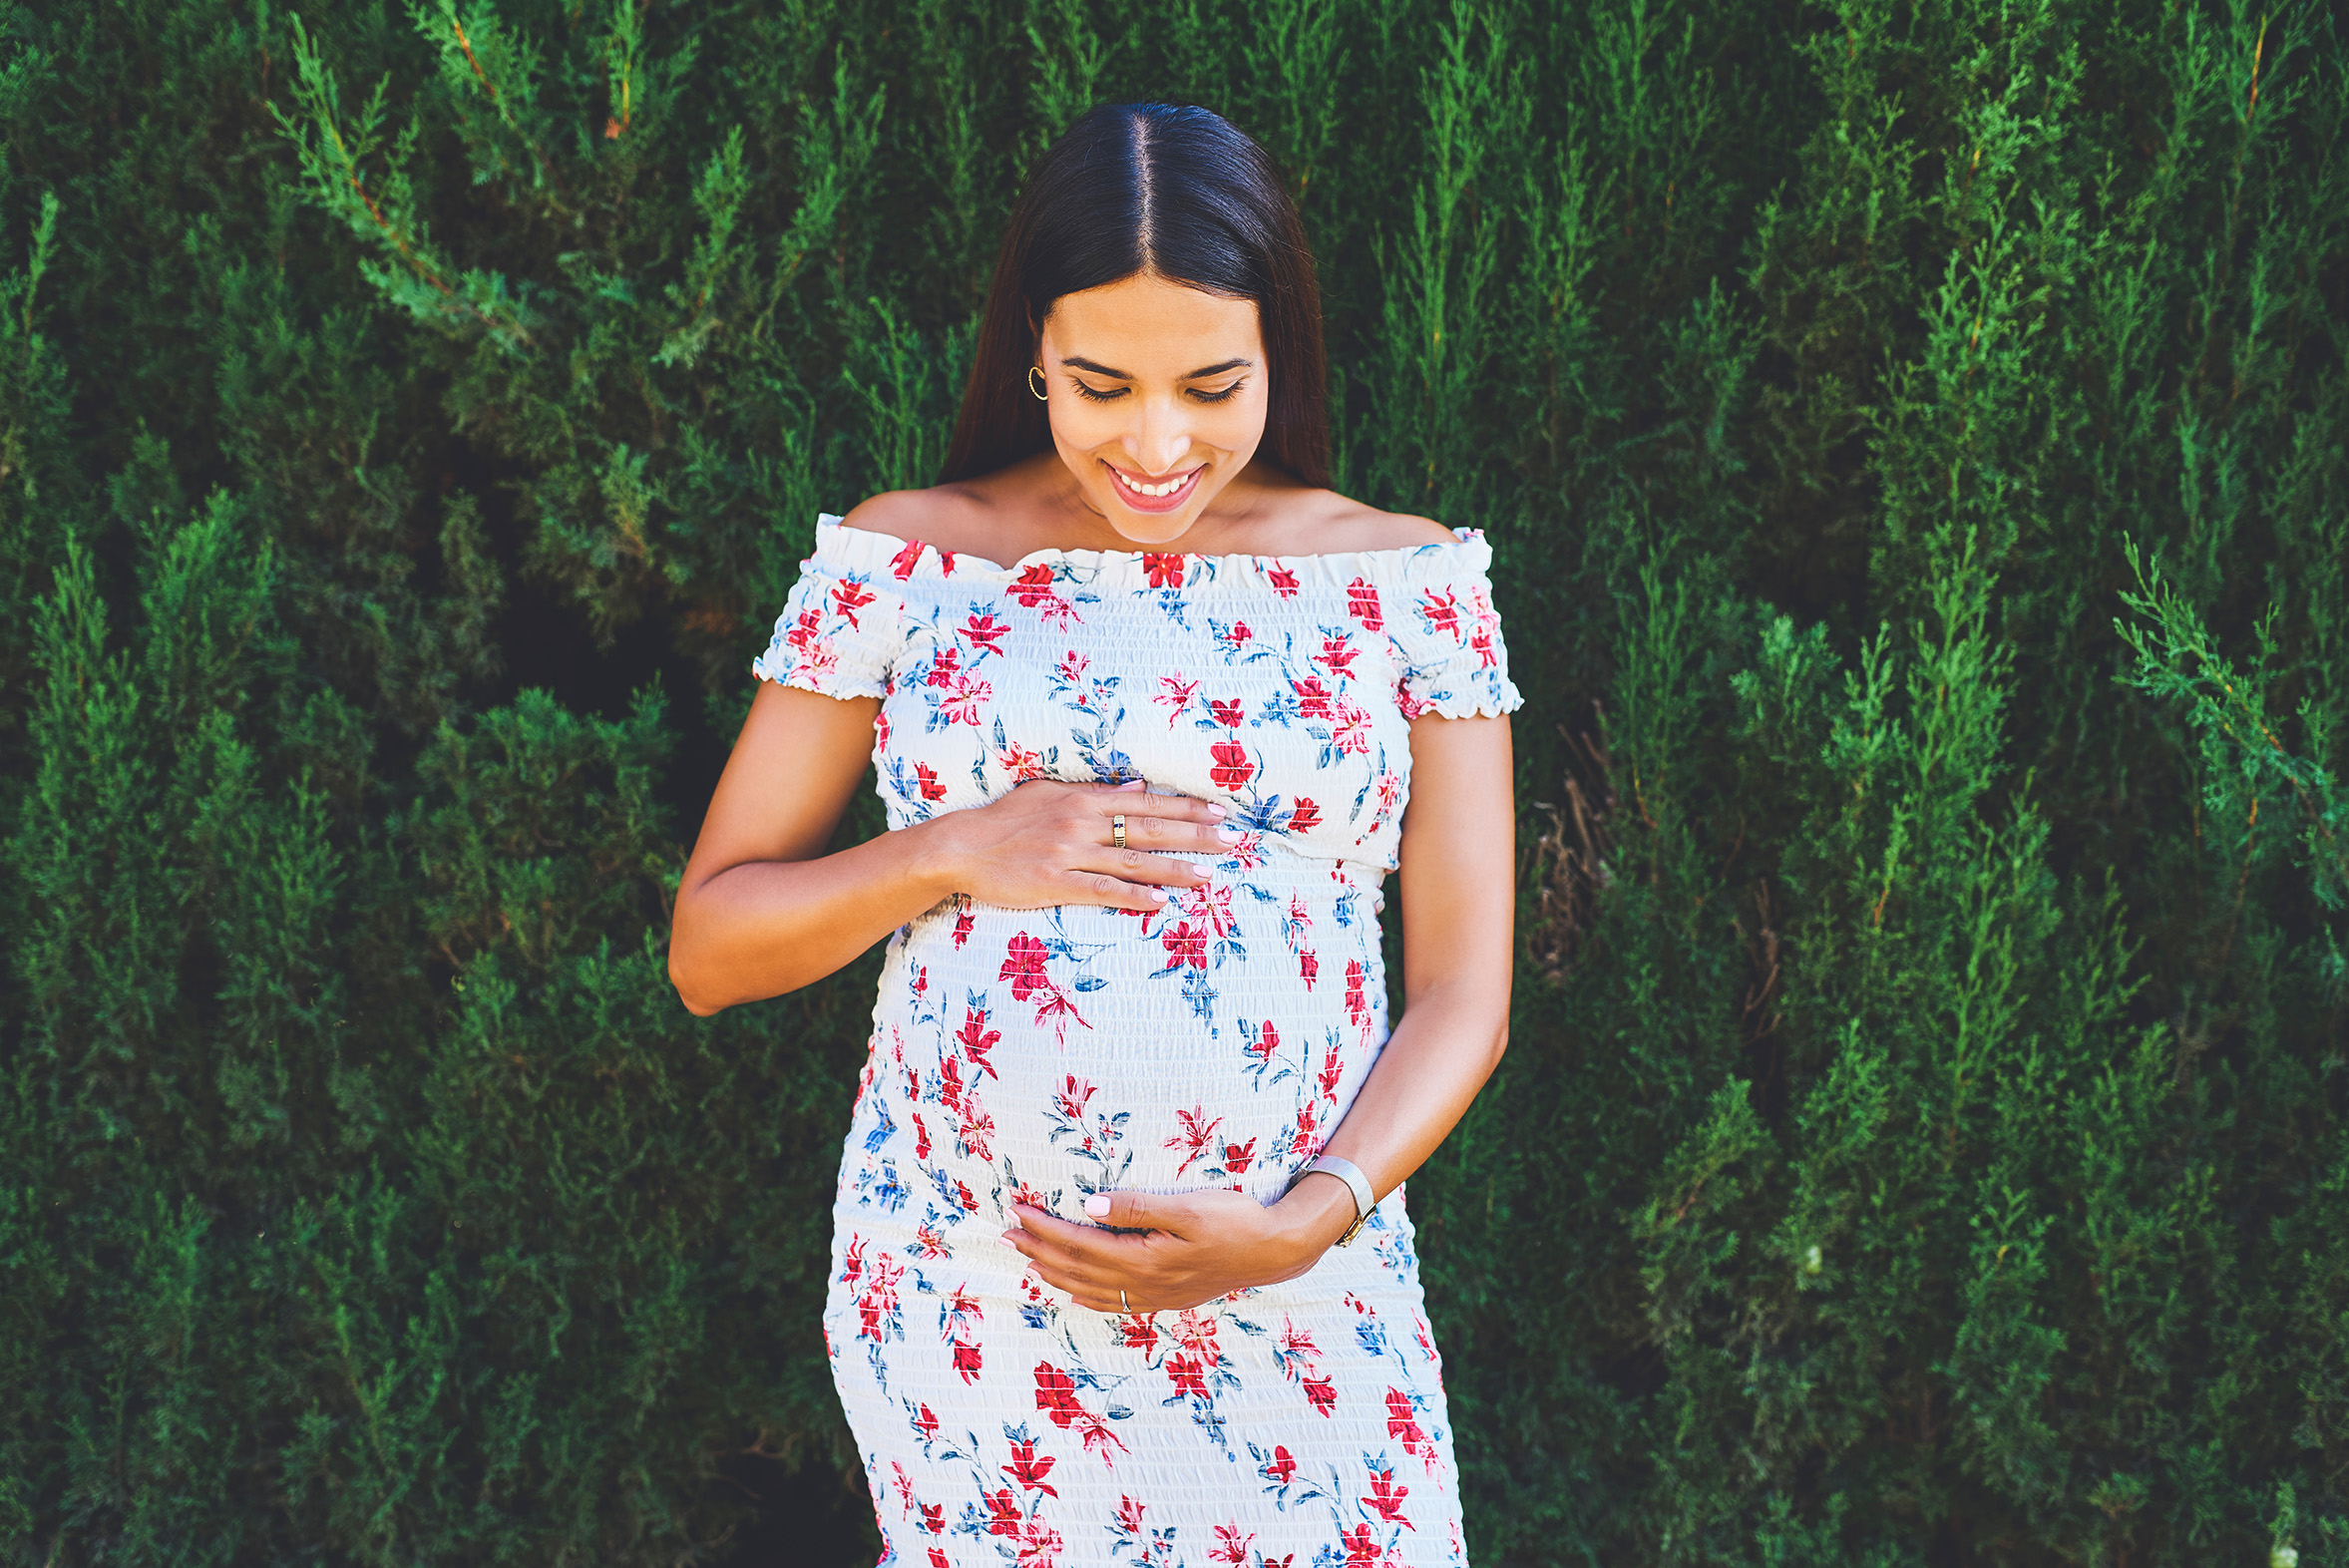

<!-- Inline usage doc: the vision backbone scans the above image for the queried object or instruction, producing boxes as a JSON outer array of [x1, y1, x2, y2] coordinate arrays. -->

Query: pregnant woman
[[669, 102, 1519, 1568]]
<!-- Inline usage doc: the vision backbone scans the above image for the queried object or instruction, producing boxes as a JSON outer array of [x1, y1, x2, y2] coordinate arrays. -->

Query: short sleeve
[[1388, 550, 1524, 720], [750, 543, 901, 699]]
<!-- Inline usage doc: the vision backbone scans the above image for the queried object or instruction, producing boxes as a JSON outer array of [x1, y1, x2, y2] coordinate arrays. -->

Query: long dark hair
[[940, 103, 1330, 488]]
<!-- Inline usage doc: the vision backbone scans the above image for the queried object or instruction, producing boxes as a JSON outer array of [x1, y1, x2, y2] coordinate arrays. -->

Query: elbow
[[666, 933, 725, 1017], [1485, 1018, 1510, 1073]]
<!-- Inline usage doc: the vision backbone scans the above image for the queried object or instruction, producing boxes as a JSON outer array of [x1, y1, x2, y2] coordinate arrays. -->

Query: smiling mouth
[[1105, 462, 1204, 511]]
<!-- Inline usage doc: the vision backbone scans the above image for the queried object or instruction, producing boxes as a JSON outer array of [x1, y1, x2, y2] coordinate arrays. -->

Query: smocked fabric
[[756, 514, 1523, 1567]]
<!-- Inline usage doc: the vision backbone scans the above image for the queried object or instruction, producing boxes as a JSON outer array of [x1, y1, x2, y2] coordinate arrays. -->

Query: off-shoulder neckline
[[810, 512, 1489, 584]]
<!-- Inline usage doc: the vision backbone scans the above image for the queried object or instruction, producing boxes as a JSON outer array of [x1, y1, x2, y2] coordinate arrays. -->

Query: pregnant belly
[[844, 887, 1390, 1226]]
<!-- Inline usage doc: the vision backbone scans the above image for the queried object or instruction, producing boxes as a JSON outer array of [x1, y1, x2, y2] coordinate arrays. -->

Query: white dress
[[755, 515, 1522, 1568]]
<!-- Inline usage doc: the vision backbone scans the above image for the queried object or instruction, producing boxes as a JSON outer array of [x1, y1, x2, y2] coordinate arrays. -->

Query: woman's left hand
[[1003, 1183, 1356, 1314]]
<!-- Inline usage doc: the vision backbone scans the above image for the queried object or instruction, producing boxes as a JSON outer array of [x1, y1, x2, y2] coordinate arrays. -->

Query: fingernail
[[1083, 1194, 1110, 1218], [1216, 825, 1242, 843], [998, 1233, 1023, 1251], [1118, 779, 1146, 791], [1190, 861, 1219, 877], [1206, 803, 1228, 818], [1149, 887, 1168, 903]]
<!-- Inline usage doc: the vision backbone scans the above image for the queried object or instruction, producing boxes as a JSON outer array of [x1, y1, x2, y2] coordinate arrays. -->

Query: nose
[[1124, 400, 1193, 476]]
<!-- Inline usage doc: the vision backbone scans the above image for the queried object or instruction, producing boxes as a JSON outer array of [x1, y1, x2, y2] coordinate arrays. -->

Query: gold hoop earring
[[1027, 365, 1049, 401]]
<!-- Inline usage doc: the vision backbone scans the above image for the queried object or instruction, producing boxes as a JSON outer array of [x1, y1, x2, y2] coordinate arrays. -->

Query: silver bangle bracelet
[[1287, 1154, 1375, 1246]]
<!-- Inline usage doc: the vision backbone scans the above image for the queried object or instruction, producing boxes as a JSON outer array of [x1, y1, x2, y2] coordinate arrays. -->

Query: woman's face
[[1034, 271, 1269, 547]]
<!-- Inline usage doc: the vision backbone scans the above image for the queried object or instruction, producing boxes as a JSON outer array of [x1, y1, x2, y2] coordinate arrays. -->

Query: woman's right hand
[[915, 778, 1239, 913]]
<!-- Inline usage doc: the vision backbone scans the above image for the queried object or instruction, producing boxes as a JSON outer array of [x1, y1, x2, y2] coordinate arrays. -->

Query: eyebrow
[[1057, 355, 1254, 380]]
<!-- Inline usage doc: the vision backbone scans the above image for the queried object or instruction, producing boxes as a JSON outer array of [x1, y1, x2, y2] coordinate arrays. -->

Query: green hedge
[[2, 0, 2345, 1563]]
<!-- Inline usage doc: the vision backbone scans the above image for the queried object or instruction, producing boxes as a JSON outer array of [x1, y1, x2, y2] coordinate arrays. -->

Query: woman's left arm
[[1005, 712, 1515, 1312]]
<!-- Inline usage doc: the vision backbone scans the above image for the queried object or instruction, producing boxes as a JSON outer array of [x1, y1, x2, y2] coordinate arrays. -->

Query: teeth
[[1115, 468, 1193, 499]]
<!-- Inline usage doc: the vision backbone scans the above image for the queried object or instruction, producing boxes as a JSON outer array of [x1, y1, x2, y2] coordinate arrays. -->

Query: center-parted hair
[[940, 103, 1330, 488]]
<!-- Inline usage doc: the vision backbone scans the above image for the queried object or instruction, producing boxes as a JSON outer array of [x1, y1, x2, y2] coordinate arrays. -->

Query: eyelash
[[1069, 381, 1247, 405]]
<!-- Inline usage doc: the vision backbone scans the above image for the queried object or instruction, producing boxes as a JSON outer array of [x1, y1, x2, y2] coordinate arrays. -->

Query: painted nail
[[1216, 825, 1242, 843], [1190, 861, 1219, 878], [1149, 887, 1168, 903], [1083, 1193, 1111, 1218], [1206, 803, 1228, 818], [998, 1233, 1023, 1251]]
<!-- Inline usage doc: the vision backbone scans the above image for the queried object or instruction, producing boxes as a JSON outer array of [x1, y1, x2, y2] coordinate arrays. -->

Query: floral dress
[[754, 514, 1522, 1568]]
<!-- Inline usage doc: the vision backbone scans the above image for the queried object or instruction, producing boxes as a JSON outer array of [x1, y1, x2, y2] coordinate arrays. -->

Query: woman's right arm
[[667, 679, 1233, 1014]]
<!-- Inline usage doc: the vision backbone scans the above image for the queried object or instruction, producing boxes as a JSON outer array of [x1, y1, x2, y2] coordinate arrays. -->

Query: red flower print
[[1003, 1437, 1058, 1497], [936, 549, 958, 575], [1220, 1137, 1258, 1174], [1320, 1039, 1346, 1103], [1395, 678, 1432, 720], [930, 1549, 950, 1568], [961, 610, 1009, 658], [1345, 577, 1382, 629], [1267, 563, 1301, 596], [958, 1007, 1000, 1076], [1304, 1374, 1338, 1416], [889, 539, 926, 580], [1142, 552, 1186, 588], [953, 1339, 983, 1382], [1419, 587, 1461, 639], [1472, 625, 1497, 668], [1165, 1354, 1208, 1399], [983, 1487, 1024, 1534], [1260, 1445, 1299, 1485], [1156, 672, 1199, 724], [1362, 1464, 1412, 1526], [1290, 674, 1334, 717], [1159, 920, 1208, 971], [1035, 1364, 1079, 1420], [1210, 1522, 1255, 1565], [1299, 949, 1320, 989], [1341, 1523, 1384, 1566], [915, 761, 949, 801], [1165, 1104, 1224, 1175], [1386, 1387, 1434, 1461], [1015, 1518, 1064, 1567], [926, 646, 962, 686], [1291, 1098, 1321, 1156], [1209, 697, 1246, 728], [920, 1502, 945, 1534], [1114, 1495, 1146, 1536], [914, 1221, 950, 1259], [956, 1093, 995, 1161], [1316, 634, 1361, 680], [999, 934, 1051, 999], [783, 606, 825, 657], [1346, 960, 1370, 1029], [937, 1055, 965, 1113], [1248, 1018, 1281, 1067], [1009, 563, 1059, 605], [1288, 796, 1322, 833], [940, 672, 991, 725], [1229, 619, 1252, 643], [1119, 1314, 1158, 1350], [998, 740, 1046, 779], [1055, 1074, 1096, 1119], [1055, 648, 1089, 683], [831, 577, 878, 627], [1209, 739, 1255, 789], [912, 1402, 940, 1442], [952, 910, 975, 948], [952, 1178, 979, 1213], [911, 1111, 932, 1160], [1331, 698, 1372, 755]]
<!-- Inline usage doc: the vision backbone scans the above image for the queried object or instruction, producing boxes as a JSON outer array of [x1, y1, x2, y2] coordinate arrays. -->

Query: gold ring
[[1110, 814, 1127, 850]]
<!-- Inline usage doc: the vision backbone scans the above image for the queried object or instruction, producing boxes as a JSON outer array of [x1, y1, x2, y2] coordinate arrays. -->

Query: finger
[[1059, 869, 1174, 912], [1009, 1207, 1143, 1271], [1088, 789, 1228, 825], [1072, 846, 1222, 890], [1079, 1189, 1201, 1238], [1118, 812, 1241, 857]]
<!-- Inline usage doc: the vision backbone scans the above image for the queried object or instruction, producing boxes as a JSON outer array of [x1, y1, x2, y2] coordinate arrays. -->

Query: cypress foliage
[[0, 1, 2342, 1563]]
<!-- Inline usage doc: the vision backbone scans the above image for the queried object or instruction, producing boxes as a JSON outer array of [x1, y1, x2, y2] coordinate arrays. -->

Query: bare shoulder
[[838, 486, 983, 544], [1266, 486, 1457, 554]]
